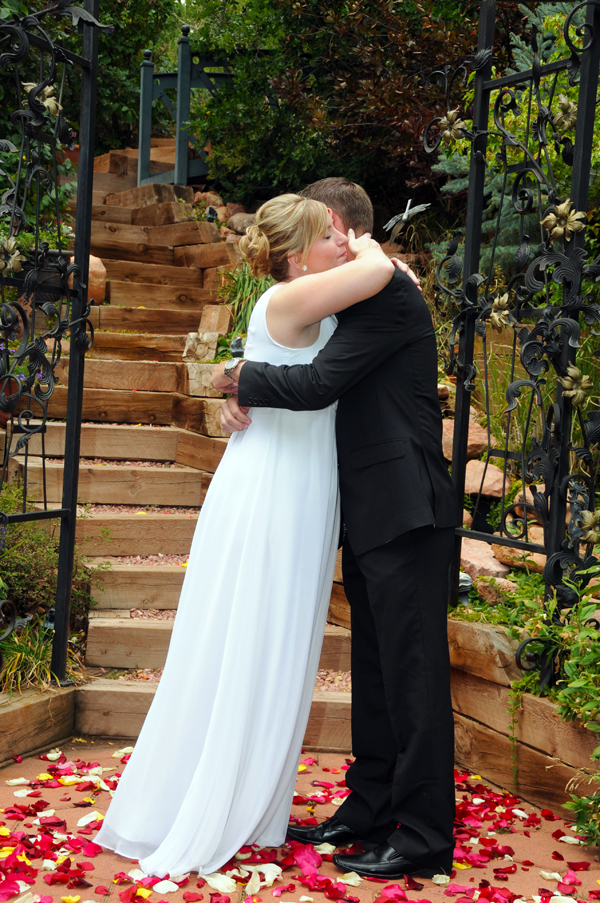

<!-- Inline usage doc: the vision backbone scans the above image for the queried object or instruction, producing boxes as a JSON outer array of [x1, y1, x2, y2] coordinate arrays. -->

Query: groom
[[211, 177, 460, 879]]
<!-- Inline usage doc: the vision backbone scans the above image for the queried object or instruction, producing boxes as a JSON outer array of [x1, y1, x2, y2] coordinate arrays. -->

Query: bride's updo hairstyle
[[240, 194, 329, 282]]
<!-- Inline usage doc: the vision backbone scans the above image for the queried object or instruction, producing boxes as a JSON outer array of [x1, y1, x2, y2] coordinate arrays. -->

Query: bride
[[96, 193, 394, 878]]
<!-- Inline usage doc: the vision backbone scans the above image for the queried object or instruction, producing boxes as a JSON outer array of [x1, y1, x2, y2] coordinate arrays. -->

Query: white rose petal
[[471, 797, 485, 804], [13, 789, 31, 798], [42, 860, 57, 871], [245, 872, 261, 896], [259, 864, 282, 886], [314, 843, 336, 855], [153, 881, 179, 894], [432, 875, 451, 886], [17, 883, 30, 893], [558, 836, 582, 845], [38, 809, 55, 818], [201, 873, 238, 893], [512, 809, 528, 819], [552, 897, 576, 903], [112, 746, 135, 758], [331, 798, 344, 806], [13, 893, 35, 903], [468, 837, 479, 845], [128, 870, 147, 881], [340, 872, 362, 887], [299, 897, 314, 902], [46, 749, 62, 762], [225, 869, 249, 880], [170, 875, 190, 884], [77, 810, 104, 827], [539, 872, 562, 881], [6, 778, 29, 786], [235, 851, 253, 860]]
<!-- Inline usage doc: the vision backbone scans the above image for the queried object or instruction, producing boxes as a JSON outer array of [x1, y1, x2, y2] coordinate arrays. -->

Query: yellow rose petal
[[453, 862, 471, 870], [62, 896, 81, 903]]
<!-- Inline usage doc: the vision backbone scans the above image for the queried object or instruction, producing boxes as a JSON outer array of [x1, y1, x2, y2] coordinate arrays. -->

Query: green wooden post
[[138, 49, 154, 188], [175, 25, 192, 186]]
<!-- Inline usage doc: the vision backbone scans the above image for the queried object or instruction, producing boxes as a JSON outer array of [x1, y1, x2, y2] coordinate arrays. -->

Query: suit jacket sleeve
[[238, 271, 432, 411]]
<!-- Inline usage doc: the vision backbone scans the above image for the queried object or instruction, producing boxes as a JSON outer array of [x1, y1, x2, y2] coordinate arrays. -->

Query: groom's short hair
[[299, 177, 373, 235]]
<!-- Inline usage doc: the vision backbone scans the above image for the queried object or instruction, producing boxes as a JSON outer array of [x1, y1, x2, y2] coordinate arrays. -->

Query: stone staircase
[[20, 143, 353, 749]]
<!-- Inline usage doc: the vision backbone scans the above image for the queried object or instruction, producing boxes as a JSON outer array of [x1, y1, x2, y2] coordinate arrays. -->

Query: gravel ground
[[76, 504, 199, 515], [114, 664, 352, 690]]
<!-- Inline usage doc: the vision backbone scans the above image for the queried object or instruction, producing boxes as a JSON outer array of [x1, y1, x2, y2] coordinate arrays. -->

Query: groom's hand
[[211, 360, 245, 392], [220, 395, 252, 432], [390, 258, 422, 292]]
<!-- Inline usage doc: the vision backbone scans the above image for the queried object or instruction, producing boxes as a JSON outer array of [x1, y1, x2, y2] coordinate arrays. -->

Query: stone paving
[[0, 739, 598, 903]]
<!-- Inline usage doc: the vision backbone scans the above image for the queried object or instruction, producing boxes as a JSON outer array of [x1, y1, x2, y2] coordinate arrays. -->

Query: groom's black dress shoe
[[332, 842, 446, 879], [286, 814, 360, 846]]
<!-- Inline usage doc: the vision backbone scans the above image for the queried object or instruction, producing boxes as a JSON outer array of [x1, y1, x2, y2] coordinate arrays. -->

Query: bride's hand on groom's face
[[220, 396, 252, 433]]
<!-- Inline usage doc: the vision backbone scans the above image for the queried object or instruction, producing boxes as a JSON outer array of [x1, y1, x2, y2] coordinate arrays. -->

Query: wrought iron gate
[[0, 1, 107, 681], [426, 0, 600, 687]]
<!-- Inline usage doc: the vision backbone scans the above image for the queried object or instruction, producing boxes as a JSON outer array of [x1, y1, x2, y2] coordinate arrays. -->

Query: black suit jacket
[[238, 268, 460, 555]]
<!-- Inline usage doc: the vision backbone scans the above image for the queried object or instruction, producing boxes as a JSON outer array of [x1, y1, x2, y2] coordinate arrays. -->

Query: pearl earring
[[302, 265, 308, 272]]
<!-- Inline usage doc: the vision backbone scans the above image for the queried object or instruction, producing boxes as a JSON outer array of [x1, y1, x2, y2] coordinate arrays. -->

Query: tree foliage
[[186, 0, 526, 222]]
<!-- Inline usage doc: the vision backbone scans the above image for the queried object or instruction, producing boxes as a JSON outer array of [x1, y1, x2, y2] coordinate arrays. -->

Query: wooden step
[[93, 171, 137, 195], [57, 358, 186, 393], [88, 306, 201, 334], [105, 183, 193, 209], [147, 221, 220, 247], [174, 242, 241, 270], [10, 457, 208, 506], [7, 422, 226, 469], [90, 562, 185, 609], [107, 281, 213, 310], [92, 205, 134, 224], [132, 202, 194, 227], [102, 259, 203, 287], [85, 618, 351, 671], [75, 678, 351, 751], [46, 386, 175, 424], [92, 238, 174, 266], [76, 513, 198, 556], [87, 332, 187, 362]]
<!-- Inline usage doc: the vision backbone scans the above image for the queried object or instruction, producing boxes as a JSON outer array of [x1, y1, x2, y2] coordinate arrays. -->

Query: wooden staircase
[[26, 143, 353, 750]]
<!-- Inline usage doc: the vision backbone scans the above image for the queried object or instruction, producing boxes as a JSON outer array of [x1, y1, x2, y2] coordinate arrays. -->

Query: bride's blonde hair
[[240, 194, 329, 282]]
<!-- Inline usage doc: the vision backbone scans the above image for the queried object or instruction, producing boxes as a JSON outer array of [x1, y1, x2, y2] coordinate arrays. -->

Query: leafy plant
[[0, 621, 84, 694], [217, 260, 274, 337]]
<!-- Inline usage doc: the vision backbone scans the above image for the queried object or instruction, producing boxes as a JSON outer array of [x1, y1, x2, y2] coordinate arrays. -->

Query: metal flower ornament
[[424, 1, 600, 689]]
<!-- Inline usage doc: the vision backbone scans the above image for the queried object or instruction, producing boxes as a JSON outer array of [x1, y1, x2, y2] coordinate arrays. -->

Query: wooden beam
[[174, 429, 227, 471], [447, 617, 522, 685], [451, 669, 600, 771], [148, 221, 220, 246], [90, 563, 185, 609], [90, 306, 201, 334], [174, 242, 241, 269], [327, 582, 350, 630], [0, 686, 75, 763], [75, 513, 198, 556], [91, 238, 175, 266], [8, 422, 180, 461], [453, 711, 595, 812], [108, 281, 212, 310], [45, 386, 174, 424], [86, 333, 187, 363], [304, 689, 351, 753], [102, 259, 203, 286]]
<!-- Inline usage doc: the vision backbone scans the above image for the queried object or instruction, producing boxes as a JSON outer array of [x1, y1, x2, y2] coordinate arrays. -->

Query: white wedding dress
[[96, 284, 340, 877]]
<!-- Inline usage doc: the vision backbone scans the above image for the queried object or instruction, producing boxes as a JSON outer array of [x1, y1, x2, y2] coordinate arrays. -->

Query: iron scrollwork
[[425, 2, 600, 689], [0, 3, 110, 667]]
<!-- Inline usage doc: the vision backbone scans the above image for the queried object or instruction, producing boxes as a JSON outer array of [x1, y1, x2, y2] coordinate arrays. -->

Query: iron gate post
[[138, 49, 155, 187], [50, 0, 99, 682], [546, 1, 600, 563], [449, 0, 497, 605], [175, 25, 192, 186]]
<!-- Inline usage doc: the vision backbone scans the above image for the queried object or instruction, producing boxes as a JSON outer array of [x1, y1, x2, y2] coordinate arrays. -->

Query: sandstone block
[[474, 575, 518, 605], [215, 206, 229, 222], [184, 363, 222, 398], [491, 542, 545, 574], [88, 255, 106, 304], [463, 509, 473, 528], [464, 459, 507, 497], [460, 537, 510, 579], [438, 384, 450, 400], [226, 202, 246, 217], [226, 233, 241, 243], [442, 419, 489, 463], [194, 190, 224, 208], [228, 212, 256, 234]]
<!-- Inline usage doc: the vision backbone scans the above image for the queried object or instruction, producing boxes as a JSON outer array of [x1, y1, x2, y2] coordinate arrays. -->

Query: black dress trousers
[[336, 524, 456, 871]]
